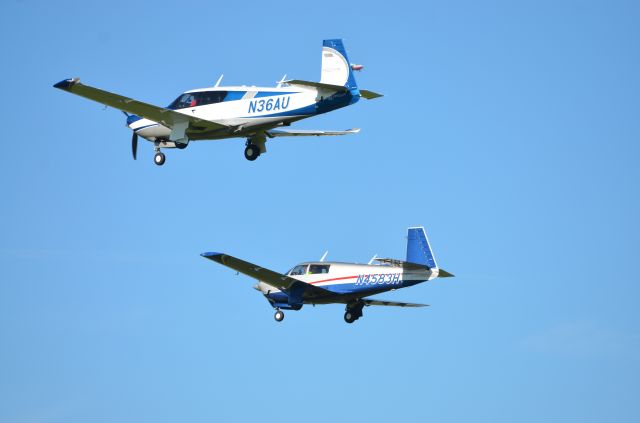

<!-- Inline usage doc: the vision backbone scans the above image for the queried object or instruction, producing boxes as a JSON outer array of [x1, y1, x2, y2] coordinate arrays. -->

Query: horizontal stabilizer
[[437, 268, 455, 278], [363, 299, 428, 307], [373, 257, 431, 271], [266, 128, 360, 138], [359, 89, 383, 99], [286, 79, 349, 93]]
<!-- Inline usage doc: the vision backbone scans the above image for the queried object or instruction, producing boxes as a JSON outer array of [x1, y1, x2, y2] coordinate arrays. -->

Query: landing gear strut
[[274, 309, 285, 322], [344, 300, 365, 324], [244, 142, 261, 161]]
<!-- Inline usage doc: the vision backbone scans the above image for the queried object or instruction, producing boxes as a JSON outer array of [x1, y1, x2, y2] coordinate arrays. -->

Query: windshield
[[288, 265, 308, 276]]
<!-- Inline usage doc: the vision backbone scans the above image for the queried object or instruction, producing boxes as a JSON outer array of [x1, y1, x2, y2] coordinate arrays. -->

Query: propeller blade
[[131, 132, 138, 160]]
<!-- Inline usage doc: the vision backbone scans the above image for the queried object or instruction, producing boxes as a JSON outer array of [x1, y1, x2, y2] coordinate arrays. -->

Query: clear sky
[[1, 0, 639, 421]]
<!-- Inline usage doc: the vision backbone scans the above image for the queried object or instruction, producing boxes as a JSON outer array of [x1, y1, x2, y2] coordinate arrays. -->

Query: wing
[[266, 128, 360, 137], [53, 78, 228, 133], [363, 299, 428, 307], [200, 252, 332, 299]]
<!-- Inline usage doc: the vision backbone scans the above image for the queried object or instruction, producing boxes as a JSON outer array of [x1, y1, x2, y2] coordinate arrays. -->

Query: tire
[[154, 152, 166, 166], [244, 144, 260, 161], [274, 310, 285, 322], [344, 311, 355, 324]]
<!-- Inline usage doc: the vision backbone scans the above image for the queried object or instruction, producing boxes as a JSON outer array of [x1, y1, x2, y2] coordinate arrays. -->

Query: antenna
[[214, 74, 224, 87], [276, 74, 287, 88], [368, 254, 378, 265], [319, 251, 328, 262]]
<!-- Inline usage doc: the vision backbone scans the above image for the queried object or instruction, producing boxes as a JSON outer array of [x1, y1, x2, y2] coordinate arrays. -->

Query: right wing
[[53, 78, 228, 133], [363, 299, 428, 307], [200, 252, 332, 299], [266, 128, 360, 137]]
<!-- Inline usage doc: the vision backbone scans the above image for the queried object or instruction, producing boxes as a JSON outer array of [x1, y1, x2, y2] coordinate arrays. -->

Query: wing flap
[[266, 128, 360, 137], [53, 78, 227, 132]]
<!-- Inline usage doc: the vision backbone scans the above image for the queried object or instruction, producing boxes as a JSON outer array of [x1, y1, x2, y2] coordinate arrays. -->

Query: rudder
[[321, 39, 358, 91]]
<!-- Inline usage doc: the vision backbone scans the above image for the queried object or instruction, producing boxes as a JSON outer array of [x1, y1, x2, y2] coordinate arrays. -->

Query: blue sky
[[1, 0, 639, 421]]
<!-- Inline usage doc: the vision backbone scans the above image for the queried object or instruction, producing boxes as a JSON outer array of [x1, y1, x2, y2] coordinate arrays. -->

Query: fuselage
[[127, 85, 359, 143], [256, 261, 439, 308]]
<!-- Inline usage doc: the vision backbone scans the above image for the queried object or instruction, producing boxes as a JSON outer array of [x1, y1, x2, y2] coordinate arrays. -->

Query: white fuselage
[[128, 85, 351, 144], [256, 261, 439, 304]]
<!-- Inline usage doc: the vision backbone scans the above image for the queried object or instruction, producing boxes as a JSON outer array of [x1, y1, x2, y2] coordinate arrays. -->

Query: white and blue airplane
[[53, 39, 382, 165], [201, 227, 453, 323]]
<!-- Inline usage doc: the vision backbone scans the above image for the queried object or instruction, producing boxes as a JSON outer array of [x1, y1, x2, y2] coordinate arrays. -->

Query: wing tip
[[201, 252, 224, 259], [53, 77, 80, 90]]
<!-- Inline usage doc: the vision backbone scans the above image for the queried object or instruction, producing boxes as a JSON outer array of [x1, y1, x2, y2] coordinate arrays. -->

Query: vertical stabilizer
[[320, 39, 358, 91], [406, 227, 438, 269]]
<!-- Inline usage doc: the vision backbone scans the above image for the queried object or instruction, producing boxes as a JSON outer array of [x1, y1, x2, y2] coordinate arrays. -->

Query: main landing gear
[[344, 300, 365, 324], [244, 142, 261, 161], [274, 309, 285, 322]]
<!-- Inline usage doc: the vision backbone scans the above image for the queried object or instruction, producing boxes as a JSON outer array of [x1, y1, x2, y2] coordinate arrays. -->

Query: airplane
[[53, 39, 382, 165], [201, 227, 454, 323]]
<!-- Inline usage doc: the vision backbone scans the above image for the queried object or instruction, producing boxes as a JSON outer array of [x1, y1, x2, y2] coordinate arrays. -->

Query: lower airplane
[[53, 39, 381, 165], [201, 227, 453, 323]]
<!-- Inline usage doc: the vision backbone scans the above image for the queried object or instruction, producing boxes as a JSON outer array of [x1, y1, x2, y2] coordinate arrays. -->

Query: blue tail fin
[[321, 39, 358, 91], [406, 227, 438, 269]]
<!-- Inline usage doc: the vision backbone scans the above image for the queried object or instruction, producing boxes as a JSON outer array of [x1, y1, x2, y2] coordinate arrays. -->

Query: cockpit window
[[309, 264, 330, 274], [168, 91, 228, 109], [288, 265, 308, 276]]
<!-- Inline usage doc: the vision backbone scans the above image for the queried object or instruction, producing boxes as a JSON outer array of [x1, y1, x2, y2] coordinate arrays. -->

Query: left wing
[[266, 128, 360, 137], [363, 299, 428, 307], [53, 78, 228, 135], [200, 252, 332, 299]]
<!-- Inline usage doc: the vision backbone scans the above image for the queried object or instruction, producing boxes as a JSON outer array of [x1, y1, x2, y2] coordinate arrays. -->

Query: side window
[[195, 91, 227, 105], [309, 264, 330, 274], [289, 265, 308, 276]]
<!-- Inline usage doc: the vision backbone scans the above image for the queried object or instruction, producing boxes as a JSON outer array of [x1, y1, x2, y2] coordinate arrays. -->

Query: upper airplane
[[201, 227, 454, 323], [53, 39, 382, 165]]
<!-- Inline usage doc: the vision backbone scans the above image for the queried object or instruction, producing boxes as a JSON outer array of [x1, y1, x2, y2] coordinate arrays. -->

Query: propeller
[[131, 132, 138, 160]]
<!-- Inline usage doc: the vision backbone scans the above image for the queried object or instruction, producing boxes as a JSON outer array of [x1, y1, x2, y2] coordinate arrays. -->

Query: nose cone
[[253, 283, 261, 291], [126, 114, 142, 127]]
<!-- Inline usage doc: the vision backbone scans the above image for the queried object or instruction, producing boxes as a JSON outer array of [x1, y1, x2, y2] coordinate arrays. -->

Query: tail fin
[[321, 39, 358, 92], [406, 227, 438, 269]]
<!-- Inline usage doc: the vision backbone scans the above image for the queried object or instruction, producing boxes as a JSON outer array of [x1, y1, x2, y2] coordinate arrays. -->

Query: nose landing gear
[[274, 309, 285, 322], [154, 151, 166, 166]]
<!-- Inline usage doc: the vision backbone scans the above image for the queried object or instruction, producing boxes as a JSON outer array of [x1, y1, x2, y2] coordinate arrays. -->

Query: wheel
[[274, 310, 284, 322], [244, 144, 260, 161], [154, 152, 166, 166], [175, 141, 188, 150], [344, 311, 356, 324]]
